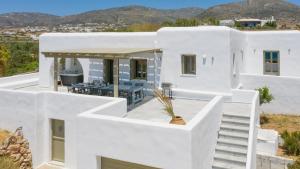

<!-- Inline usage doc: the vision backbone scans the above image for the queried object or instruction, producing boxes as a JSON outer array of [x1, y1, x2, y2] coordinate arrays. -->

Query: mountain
[[0, 13, 59, 27], [60, 6, 204, 25], [0, 6, 204, 27], [0, 0, 299, 28], [199, 0, 300, 23]]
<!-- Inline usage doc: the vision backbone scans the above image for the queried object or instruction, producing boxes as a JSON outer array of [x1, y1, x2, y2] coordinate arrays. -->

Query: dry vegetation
[[0, 155, 19, 169], [260, 114, 300, 133], [0, 129, 19, 169], [260, 114, 300, 161], [0, 129, 10, 144]]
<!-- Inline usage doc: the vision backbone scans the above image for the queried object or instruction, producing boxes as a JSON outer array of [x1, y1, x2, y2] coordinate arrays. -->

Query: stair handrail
[[245, 91, 259, 169]]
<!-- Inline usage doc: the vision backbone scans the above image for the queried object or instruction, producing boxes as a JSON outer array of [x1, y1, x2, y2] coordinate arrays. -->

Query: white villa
[[0, 26, 300, 169]]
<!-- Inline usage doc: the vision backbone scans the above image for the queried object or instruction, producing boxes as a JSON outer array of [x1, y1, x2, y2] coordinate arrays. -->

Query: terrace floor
[[126, 98, 209, 123]]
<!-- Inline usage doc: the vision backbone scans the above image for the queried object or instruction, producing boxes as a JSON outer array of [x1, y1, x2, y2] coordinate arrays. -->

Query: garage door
[[101, 157, 159, 169]]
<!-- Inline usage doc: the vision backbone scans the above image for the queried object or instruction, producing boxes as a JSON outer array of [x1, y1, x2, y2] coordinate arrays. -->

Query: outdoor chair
[[161, 82, 173, 99], [135, 82, 145, 98]]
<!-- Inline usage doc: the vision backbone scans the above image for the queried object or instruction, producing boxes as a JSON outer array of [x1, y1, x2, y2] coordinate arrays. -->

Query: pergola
[[42, 48, 162, 97]]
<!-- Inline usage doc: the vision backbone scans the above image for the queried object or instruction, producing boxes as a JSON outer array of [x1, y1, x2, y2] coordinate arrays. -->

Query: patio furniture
[[60, 71, 83, 86], [100, 83, 144, 105], [134, 82, 145, 98], [161, 82, 173, 99], [71, 82, 104, 95]]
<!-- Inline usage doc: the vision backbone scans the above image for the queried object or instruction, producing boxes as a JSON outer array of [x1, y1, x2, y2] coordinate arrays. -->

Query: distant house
[[219, 19, 235, 27], [235, 18, 262, 27], [235, 16, 276, 28]]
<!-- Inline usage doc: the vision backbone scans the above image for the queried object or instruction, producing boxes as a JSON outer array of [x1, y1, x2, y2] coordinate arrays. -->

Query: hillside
[[199, 0, 300, 23], [0, 6, 204, 27], [0, 12, 59, 27], [0, 0, 299, 28], [61, 6, 204, 25]]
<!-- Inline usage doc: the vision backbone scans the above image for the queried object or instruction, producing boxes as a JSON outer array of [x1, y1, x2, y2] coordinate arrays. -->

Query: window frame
[[181, 54, 196, 75], [130, 59, 148, 80], [263, 51, 280, 76]]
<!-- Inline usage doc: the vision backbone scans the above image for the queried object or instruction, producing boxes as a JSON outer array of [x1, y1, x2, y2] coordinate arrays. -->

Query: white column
[[53, 56, 58, 91], [113, 58, 119, 97]]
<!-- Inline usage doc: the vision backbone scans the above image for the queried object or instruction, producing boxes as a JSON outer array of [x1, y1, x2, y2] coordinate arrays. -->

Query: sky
[[0, 0, 299, 16]]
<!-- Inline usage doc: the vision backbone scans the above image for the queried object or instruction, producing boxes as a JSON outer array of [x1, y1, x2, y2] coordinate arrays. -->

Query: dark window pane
[[272, 52, 279, 63], [182, 55, 196, 74], [265, 52, 271, 59], [131, 59, 147, 80]]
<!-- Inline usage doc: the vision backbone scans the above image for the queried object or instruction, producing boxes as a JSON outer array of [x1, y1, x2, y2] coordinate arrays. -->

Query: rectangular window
[[182, 55, 196, 75], [264, 51, 280, 76], [130, 59, 147, 80]]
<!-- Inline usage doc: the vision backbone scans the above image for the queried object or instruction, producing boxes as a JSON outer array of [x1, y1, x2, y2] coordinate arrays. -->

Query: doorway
[[103, 59, 114, 84], [51, 119, 65, 162]]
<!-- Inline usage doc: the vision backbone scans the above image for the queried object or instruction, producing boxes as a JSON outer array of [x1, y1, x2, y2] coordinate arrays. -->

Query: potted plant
[[154, 89, 186, 125]]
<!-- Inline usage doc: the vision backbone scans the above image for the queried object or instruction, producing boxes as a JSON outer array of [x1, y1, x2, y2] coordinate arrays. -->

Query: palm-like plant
[[154, 89, 176, 119]]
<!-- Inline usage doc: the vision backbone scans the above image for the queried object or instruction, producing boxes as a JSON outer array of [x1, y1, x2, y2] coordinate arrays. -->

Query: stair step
[[212, 160, 246, 169], [215, 148, 248, 158], [220, 124, 249, 132], [216, 144, 248, 156], [223, 113, 250, 120], [222, 118, 250, 126], [217, 137, 248, 147], [214, 152, 247, 165], [219, 130, 249, 140]]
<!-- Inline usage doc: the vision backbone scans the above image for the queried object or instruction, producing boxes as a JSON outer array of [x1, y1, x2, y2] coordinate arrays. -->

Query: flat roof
[[236, 19, 262, 22], [42, 48, 161, 58]]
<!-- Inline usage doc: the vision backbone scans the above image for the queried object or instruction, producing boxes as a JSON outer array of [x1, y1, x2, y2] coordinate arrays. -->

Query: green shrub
[[256, 86, 274, 106], [0, 156, 19, 169], [288, 159, 300, 169], [281, 130, 300, 156]]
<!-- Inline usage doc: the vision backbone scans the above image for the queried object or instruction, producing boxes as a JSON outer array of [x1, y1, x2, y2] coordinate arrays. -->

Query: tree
[[5, 42, 39, 76], [0, 45, 10, 76]]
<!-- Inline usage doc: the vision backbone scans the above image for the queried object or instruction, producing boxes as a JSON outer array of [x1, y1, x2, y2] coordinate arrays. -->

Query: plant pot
[[170, 116, 186, 125]]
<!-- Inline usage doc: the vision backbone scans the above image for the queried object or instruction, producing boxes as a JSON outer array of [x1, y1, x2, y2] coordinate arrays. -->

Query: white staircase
[[212, 112, 250, 169]]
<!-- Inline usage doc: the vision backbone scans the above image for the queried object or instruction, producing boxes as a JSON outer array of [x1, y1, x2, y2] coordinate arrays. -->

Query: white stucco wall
[[0, 88, 225, 169], [257, 129, 279, 156], [0, 73, 38, 89], [229, 29, 247, 88], [243, 31, 300, 77], [189, 96, 223, 169], [0, 89, 126, 168], [76, 96, 224, 169], [158, 27, 233, 93], [241, 74, 300, 114]]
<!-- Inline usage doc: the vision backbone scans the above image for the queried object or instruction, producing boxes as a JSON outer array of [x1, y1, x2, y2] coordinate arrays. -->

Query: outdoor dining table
[[100, 84, 144, 104], [71, 83, 103, 94]]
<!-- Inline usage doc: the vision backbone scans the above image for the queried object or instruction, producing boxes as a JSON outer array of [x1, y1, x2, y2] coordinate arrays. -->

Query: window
[[130, 59, 147, 80], [264, 51, 280, 76], [182, 55, 196, 75]]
